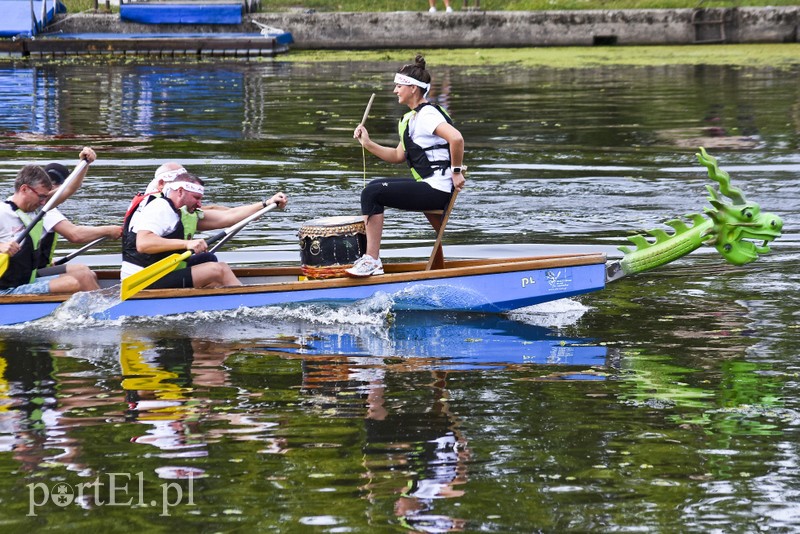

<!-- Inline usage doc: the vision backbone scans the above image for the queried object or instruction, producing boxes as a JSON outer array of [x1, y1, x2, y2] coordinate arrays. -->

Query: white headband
[[154, 167, 187, 182], [165, 181, 204, 196], [394, 73, 430, 95]]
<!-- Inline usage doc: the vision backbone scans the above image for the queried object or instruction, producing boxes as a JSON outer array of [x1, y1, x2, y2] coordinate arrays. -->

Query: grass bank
[[64, 0, 800, 13], [290, 44, 800, 68]]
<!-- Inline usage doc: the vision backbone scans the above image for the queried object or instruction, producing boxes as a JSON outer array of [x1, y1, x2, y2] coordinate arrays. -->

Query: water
[[0, 56, 799, 531]]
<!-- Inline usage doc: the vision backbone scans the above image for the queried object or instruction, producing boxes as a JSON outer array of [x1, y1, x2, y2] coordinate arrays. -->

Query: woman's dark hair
[[397, 54, 431, 85]]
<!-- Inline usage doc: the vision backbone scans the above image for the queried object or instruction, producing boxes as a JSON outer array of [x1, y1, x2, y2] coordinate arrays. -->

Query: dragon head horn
[[697, 147, 746, 206]]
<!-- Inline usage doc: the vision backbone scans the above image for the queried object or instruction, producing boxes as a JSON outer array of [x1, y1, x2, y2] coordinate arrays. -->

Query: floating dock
[[0, 31, 292, 57], [1, 0, 62, 38], [0, 0, 292, 58]]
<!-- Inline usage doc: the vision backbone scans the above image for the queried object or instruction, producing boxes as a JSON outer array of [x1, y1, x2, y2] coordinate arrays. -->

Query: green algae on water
[[289, 44, 800, 69]]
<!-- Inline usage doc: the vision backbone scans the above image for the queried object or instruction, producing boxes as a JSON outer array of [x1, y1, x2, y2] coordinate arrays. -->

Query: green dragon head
[[698, 147, 783, 266]]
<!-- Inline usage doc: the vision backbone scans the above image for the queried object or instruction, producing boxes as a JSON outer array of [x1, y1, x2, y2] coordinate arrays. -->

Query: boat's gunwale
[[0, 253, 606, 305]]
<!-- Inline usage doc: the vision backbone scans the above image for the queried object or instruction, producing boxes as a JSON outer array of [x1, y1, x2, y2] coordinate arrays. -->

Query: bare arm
[[353, 125, 406, 164], [53, 220, 122, 243], [434, 122, 466, 190], [136, 230, 207, 255], [197, 192, 287, 231]]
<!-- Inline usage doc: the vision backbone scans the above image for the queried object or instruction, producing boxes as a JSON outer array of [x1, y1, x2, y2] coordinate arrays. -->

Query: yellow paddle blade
[[0, 253, 8, 279], [120, 250, 191, 301]]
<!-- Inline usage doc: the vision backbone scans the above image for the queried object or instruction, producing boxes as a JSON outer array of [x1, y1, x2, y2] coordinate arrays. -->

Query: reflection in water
[[368, 371, 468, 532], [0, 301, 796, 530], [282, 311, 609, 374], [119, 333, 289, 470], [0, 64, 287, 139], [121, 335, 208, 459], [0, 339, 59, 472]]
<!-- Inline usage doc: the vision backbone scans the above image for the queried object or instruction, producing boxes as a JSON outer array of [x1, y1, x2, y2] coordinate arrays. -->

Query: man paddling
[[121, 172, 287, 289], [0, 148, 101, 295], [35, 161, 123, 278]]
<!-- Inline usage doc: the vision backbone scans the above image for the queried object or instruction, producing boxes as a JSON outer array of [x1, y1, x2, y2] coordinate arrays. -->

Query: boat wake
[[34, 286, 125, 329], [150, 292, 397, 327], [13, 282, 587, 334]]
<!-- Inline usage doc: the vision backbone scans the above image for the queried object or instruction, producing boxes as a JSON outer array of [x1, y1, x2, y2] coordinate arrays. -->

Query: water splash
[[33, 286, 124, 330], [509, 298, 590, 329]]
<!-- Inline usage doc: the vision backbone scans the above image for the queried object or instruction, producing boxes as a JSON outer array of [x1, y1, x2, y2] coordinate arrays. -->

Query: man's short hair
[[15, 165, 52, 192], [174, 172, 204, 186]]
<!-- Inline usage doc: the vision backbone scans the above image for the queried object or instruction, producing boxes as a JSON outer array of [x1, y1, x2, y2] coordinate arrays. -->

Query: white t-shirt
[[43, 208, 67, 235], [0, 200, 25, 243], [408, 105, 454, 194], [1, 199, 67, 243], [120, 197, 181, 279]]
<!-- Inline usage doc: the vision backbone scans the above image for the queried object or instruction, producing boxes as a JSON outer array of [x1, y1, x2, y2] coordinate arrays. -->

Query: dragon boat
[[0, 149, 782, 327]]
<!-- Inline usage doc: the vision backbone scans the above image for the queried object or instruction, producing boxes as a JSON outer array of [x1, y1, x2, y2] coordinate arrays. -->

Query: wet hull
[[0, 254, 607, 326]]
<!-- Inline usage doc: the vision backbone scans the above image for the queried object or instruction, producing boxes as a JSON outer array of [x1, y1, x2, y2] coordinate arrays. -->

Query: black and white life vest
[[398, 102, 454, 181]]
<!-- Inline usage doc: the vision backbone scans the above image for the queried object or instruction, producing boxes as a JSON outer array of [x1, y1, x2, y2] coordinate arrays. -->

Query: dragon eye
[[724, 244, 732, 252]]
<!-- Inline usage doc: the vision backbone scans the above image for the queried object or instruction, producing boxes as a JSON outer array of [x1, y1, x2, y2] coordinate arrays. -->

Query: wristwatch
[[451, 167, 463, 174]]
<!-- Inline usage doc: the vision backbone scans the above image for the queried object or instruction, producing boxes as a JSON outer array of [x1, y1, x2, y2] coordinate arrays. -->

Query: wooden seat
[[423, 190, 459, 270]]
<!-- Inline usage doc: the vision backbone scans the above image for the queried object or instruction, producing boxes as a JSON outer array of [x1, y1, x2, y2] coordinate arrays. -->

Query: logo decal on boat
[[520, 276, 536, 288], [546, 269, 572, 291]]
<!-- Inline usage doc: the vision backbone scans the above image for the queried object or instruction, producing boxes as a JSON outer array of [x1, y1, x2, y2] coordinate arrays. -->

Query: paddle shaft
[[53, 235, 108, 266], [208, 203, 277, 253]]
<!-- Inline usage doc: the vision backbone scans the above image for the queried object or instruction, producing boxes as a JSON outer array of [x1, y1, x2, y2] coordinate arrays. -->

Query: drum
[[298, 216, 367, 279]]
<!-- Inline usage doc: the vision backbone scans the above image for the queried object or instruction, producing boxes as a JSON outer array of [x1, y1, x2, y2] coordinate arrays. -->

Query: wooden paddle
[[0, 159, 89, 278], [360, 93, 375, 127], [359, 93, 375, 187], [120, 202, 278, 301]]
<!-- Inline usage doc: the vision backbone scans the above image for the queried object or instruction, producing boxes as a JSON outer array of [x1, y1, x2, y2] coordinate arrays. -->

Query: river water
[[0, 56, 798, 531]]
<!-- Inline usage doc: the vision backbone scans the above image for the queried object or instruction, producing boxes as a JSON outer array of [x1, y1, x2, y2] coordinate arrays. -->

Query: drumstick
[[359, 93, 375, 187], [360, 93, 376, 126]]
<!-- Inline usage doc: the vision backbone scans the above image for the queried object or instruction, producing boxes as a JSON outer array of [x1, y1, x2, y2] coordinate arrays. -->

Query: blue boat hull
[[0, 255, 607, 325]]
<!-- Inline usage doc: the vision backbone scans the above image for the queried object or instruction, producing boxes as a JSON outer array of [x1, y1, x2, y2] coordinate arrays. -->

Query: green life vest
[[15, 209, 44, 283], [39, 228, 58, 269]]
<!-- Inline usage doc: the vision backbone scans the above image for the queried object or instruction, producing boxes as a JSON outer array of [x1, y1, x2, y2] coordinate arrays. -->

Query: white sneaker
[[428, 6, 437, 12], [346, 254, 384, 277], [446, 6, 453, 12]]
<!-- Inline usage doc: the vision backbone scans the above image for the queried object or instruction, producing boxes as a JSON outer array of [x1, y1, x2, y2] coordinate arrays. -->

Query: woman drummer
[[346, 54, 465, 278]]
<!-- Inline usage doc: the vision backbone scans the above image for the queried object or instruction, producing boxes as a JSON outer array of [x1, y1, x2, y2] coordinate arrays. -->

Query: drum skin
[[299, 216, 367, 278]]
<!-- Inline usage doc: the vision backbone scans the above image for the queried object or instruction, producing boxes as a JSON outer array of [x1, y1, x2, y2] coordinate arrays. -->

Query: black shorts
[[146, 252, 217, 289], [360, 177, 452, 216], [148, 267, 193, 289]]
